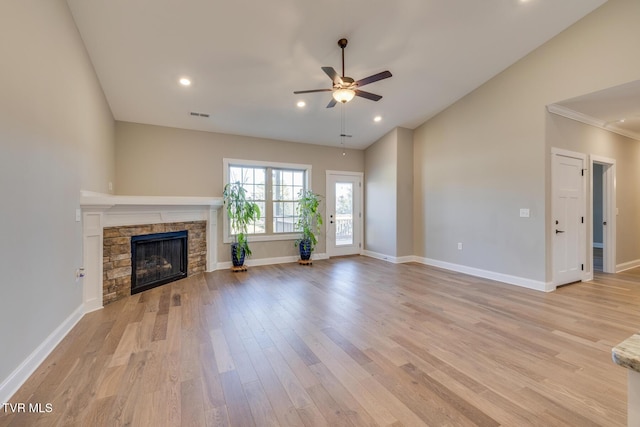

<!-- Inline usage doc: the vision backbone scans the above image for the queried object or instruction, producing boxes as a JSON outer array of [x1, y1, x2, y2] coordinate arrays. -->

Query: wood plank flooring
[[2, 256, 640, 426]]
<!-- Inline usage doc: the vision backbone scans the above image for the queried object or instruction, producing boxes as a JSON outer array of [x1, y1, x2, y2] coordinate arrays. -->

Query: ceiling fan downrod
[[338, 38, 348, 78]]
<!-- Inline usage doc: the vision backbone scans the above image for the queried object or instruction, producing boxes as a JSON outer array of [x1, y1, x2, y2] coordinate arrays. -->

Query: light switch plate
[[75, 208, 81, 222], [520, 208, 530, 218]]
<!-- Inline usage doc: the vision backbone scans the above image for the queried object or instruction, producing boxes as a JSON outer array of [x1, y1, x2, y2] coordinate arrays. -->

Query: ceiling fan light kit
[[333, 88, 355, 103], [294, 38, 392, 108]]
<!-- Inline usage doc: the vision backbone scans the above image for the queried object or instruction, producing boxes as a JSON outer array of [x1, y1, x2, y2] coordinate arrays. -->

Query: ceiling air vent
[[189, 111, 210, 118]]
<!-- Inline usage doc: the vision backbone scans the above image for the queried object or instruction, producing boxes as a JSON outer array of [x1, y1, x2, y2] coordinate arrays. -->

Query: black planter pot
[[231, 243, 246, 267], [299, 239, 312, 261]]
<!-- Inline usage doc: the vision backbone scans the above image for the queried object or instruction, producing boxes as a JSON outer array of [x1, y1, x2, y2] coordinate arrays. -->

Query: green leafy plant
[[223, 181, 261, 265], [295, 190, 323, 253]]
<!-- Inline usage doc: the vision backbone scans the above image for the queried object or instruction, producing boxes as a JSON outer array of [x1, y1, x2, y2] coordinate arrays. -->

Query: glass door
[[326, 172, 362, 256]]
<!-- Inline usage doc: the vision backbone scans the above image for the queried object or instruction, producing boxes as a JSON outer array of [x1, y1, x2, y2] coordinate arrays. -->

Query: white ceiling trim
[[547, 104, 640, 142]]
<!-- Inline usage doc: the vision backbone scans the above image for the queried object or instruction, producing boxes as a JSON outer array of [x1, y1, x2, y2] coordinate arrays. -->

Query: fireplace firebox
[[131, 231, 188, 294]]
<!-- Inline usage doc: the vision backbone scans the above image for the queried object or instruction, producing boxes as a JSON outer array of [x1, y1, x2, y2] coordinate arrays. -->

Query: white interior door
[[552, 149, 586, 286], [326, 172, 362, 257]]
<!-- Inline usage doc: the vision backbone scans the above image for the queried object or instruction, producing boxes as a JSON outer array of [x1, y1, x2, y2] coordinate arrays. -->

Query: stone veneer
[[102, 221, 206, 305]]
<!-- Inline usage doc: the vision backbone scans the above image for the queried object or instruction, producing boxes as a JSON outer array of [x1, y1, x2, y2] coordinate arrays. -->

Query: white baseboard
[[362, 250, 414, 264], [413, 257, 554, 292], [362, 252, 552, 291], [83, 304, 104, 315], [617, 259, 640, 273], [216, 252, 329, 270], [0, 304, 84, 403], [593, 243, 604, 249]]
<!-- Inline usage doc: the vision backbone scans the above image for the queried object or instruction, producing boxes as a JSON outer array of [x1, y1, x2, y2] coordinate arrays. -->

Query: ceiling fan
[[294, 38, 392, 108]]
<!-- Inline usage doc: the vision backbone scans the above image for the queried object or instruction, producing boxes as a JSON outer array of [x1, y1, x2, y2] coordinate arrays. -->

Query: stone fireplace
[[103, 223, 204, 304], [80, 192, 223, 311]]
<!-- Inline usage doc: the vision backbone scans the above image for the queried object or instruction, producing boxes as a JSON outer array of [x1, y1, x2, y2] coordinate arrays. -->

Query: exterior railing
[[336, 215, 352, 245]]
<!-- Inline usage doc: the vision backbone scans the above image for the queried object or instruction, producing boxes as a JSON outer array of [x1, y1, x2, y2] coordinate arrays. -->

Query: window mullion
[[266, 167, 273, 234]]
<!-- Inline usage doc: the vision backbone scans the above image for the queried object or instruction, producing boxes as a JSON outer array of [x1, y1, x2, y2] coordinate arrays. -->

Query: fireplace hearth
[[131, 231, 188, 294]]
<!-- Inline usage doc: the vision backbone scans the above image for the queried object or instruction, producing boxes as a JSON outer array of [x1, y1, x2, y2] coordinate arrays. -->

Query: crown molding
[[547, 104, 640, 142]]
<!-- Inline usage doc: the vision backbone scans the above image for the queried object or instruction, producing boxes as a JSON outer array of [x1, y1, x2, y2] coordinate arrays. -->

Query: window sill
[[223, 233, 301, 244]]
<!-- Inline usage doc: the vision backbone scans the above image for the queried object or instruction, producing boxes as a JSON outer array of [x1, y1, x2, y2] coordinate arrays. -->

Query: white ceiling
[[66, 0, 607, 149]]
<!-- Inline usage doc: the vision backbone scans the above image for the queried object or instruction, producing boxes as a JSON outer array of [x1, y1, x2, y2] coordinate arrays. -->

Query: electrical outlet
[[457, 242, 463, 250]]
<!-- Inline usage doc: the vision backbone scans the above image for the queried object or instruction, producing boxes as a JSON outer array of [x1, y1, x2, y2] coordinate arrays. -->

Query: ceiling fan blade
[[326, 98, 337, 108], [322, 67, 343, 84], [355, 90, 382, 101], [355, 70, 392, 87], [293, 88, 333, 94]]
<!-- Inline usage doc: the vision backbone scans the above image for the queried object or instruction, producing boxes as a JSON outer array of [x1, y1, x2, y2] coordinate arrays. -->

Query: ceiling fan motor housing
[[335, 76, 355, 89]]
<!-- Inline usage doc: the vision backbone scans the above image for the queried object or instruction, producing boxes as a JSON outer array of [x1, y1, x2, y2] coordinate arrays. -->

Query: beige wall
[[364, 127, 414, 258], [365, 129, 398, 256], [413, 0, 640, 284], [115, 121, 364, 261], [547, 114, 640, 268], [0, 0, 115, 388], [396, 127, 414, 257]]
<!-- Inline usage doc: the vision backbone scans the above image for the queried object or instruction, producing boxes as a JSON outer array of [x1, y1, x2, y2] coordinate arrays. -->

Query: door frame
[[551, 147, 587, 286], [325, 170, 364, 257], [589, 155, 616, 274]]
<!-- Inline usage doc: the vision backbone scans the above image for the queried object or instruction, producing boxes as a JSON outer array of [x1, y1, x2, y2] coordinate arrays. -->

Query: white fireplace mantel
[[80, 191, 223, 312]]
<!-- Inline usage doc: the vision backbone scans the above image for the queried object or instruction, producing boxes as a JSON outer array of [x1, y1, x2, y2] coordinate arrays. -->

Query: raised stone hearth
[[103, 221, 206, 305], [80, 192, 223, 312]]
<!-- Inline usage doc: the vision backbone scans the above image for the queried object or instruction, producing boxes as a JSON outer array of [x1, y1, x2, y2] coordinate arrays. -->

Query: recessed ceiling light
[[297, 101, 306, 108], [179, 78, 191, 86], [619, 118, 626, 123], [373, 116, 382, 122]]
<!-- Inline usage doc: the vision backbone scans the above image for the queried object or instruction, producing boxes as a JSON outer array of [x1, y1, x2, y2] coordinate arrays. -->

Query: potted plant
[[295, 190, 323, 262], [223, 181, 261, 270]]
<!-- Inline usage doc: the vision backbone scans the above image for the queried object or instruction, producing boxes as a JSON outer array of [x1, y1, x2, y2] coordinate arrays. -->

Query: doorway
[[592, 163, 604, 272], [590, 156, 616, 274], [326, 171, 363, 257]]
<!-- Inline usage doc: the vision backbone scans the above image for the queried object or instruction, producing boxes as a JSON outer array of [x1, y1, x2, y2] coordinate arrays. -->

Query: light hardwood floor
[[2, 256, 639, 426]]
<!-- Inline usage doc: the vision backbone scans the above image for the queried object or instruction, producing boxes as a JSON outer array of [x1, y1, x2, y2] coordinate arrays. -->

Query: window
[[228, 165, 266, 234], [272, 169, 305, 233], [223, 159, 312, 243]]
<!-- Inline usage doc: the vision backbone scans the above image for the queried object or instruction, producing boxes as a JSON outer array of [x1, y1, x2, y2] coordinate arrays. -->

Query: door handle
[[555, 229, 565, 234], [603, 221, 607, 226]]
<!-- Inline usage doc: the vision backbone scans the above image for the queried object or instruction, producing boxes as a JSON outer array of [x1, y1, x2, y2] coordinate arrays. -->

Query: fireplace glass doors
[[130, 231, 188, 294]]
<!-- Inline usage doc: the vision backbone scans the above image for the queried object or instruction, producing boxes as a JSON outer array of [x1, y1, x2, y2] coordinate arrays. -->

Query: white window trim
[[222, 158, 312, 244]]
